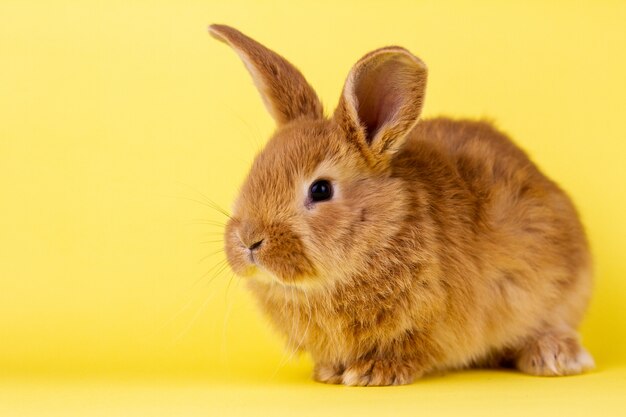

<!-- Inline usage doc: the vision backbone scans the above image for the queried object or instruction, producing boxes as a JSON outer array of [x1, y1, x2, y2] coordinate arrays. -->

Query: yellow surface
[[1, 0, 625, 415]]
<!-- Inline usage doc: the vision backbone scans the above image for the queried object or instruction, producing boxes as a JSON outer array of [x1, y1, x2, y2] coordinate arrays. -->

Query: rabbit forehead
[[235, 121, 366, 223], [242, 123, 334, 193]]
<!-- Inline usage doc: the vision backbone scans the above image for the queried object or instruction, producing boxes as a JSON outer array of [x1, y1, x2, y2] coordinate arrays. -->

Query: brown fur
[[210, 25, 594, 386]]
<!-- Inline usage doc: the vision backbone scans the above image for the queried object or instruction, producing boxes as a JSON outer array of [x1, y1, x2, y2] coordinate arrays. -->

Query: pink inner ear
[[354, 55, 413, 143]]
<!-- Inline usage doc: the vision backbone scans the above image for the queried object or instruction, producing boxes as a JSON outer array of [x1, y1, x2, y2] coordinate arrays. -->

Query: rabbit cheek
[[223, 220, 255, 277], [256, 223, 317, 284]]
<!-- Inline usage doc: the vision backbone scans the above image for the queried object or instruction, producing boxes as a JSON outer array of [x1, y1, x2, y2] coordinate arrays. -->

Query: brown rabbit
[[210, 24, 594, 386]]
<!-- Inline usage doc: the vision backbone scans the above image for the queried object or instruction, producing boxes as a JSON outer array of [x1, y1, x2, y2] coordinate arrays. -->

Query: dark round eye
[[309, 179, 333, 202]]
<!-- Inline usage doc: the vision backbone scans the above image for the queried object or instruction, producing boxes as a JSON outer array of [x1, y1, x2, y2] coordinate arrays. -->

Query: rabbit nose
[[248, 239, 264, 251], [238, 222, 265, 251]]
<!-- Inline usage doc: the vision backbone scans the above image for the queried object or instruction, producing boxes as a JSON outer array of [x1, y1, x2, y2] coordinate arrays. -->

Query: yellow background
[[1, 0, 625, 415]]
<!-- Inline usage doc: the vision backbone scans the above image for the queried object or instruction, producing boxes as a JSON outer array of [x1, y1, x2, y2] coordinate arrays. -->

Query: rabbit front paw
[[315, 359, 420, 386]]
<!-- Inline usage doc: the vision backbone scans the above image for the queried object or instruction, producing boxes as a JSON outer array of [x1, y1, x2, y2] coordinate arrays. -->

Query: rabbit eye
[[309, 179, 333, 202]]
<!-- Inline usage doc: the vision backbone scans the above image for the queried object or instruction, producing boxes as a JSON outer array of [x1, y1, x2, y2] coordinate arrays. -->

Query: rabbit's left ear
[[334, 47, 427, 170], [209, 24, 323, 125]]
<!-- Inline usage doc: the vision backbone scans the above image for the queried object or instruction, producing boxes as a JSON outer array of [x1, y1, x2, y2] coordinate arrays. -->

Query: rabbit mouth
[[247, 250, 257, 264], [249, 252, 316, 285], [225, 217, 318, 285]]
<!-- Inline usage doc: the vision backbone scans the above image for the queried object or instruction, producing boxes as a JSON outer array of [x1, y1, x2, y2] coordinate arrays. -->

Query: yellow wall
[[1, 0, 625, 379]]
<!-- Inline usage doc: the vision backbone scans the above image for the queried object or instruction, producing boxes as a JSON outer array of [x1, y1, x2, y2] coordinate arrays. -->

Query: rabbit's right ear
[[209, 25, 323, 126], [333, 47, 427, 170]]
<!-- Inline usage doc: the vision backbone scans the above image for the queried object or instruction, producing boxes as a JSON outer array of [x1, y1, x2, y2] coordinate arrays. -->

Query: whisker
[[271, 289, 313, 381], [270, 285, 300, 381], [173, 195, 223, 211], [175, 182, 233, 220], [155, 291, 199, 335], [198, 248, 225, 264], [192, 258, 228, 288], [166, 257, 234, 347], [203, 261, 231, 289], [292, 290, 311, 358], [201, 232, 226, 237], [223, 102, 264, 152], [221, 273, 240, 363], [191, 218, 226, 223], [154, 257, 228, 338], [169, 289, 216, 347], [187, 220, 227, 227], [224, 270, 235, 302]]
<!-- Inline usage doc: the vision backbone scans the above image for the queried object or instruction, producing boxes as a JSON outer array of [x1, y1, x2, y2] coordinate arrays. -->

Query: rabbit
[[209, 24, 595, 386]]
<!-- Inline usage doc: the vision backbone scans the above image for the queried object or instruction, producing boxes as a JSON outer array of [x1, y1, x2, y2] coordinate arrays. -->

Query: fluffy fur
[[210, 24, 594, 386]]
